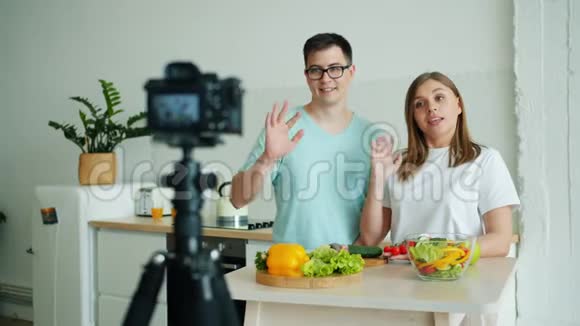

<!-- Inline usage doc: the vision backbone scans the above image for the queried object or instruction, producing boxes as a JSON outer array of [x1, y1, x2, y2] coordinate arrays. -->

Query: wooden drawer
[[98, 294, 167, 326]]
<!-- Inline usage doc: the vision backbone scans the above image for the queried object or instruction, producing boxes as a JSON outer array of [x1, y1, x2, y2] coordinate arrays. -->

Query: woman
[[359, 72, 519, 258]]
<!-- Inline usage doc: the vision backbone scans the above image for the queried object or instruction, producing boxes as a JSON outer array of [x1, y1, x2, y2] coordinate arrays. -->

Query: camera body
[[145, 62, 243, 146]]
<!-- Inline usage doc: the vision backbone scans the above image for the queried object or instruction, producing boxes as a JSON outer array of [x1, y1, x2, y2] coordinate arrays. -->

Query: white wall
[[514, 1, 580, 325], [0, 0, 517, 319]]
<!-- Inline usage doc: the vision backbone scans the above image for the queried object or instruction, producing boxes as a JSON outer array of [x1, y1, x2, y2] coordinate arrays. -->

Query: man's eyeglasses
[[304, 65, 351, 80]]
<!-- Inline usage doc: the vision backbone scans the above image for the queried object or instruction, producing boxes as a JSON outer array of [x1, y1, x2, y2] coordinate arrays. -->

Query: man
[[230, 33, 371, 249]]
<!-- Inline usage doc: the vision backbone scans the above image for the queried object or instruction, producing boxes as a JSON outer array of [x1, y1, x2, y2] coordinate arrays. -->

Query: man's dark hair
[[303, 33, 352, 66]]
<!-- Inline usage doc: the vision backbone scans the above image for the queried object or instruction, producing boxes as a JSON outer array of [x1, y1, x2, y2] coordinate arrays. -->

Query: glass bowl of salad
[[405, 233, 476, 281]]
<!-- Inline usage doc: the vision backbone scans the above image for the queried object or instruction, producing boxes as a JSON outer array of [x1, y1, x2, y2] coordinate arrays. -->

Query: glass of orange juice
[[151, 207, 164, 219]]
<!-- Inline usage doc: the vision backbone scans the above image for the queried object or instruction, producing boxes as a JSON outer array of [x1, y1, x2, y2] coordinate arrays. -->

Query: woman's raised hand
[[370, 135, 402, 181]]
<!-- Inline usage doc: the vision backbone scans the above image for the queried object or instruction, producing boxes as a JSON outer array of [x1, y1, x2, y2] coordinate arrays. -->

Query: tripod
[[123, 146, 240, 326]]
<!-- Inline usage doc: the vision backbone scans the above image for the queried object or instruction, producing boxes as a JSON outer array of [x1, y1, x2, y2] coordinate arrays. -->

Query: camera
[[145, 62, 243, 147]]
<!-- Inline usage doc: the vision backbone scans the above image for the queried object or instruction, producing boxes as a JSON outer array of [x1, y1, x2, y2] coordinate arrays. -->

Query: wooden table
[[225, 258, 517, 326]]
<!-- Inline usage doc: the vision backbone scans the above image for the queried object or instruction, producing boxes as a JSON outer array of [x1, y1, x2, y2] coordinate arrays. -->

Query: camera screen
[[152, 94, 200, 127]]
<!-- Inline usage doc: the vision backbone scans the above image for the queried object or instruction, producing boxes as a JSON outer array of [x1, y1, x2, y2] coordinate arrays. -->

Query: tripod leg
[[191, 250, 241, 326], [123, 252, 168, 326], [167, 250, 240, 326], [210, 258, 241, 326]]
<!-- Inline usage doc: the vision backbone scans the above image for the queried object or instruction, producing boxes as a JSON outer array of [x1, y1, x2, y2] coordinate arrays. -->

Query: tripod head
[[122, 62, 243, 326]]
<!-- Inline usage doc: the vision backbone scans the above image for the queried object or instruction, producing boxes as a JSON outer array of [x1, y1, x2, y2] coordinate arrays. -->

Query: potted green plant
[[49, 80, 150, 185]]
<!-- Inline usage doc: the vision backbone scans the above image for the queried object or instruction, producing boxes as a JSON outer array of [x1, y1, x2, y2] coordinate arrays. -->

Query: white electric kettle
[[217, 181, 248, 222]]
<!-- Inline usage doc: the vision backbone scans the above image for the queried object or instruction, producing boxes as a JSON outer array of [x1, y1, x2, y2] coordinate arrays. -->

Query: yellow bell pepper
[[434, 260, 450, 270], [266, 243, 310, 277], [417, 248, 464, 269], [442, 247, 465, 255], [455, 252, 470, 264], [442, 248, 465, 266]]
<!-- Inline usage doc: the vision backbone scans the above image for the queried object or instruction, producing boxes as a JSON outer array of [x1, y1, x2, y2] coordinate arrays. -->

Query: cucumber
[[347, 245, 382, 258]]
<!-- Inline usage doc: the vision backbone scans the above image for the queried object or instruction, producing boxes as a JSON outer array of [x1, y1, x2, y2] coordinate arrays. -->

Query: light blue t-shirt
[[241, 106, 372, 249]]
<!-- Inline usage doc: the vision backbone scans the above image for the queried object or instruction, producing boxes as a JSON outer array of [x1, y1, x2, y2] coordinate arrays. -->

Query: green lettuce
[[309, 245, 337, 261], [409, 241, 445, 263], [331, 249, 364, 275], [301, 245, 364, 277], [302, 258, 335, 277], [429, 264, 463, 279]]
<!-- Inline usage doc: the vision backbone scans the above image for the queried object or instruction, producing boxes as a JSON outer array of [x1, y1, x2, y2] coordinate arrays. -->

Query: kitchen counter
[[89, 216, 518, 325], [89, 216, 273, 241], [226, 258, 517, 326], [89, 217, 519, 245]]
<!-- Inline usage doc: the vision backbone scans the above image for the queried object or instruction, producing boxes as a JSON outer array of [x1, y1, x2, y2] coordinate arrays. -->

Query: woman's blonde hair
[[398, 72, 481, 181]]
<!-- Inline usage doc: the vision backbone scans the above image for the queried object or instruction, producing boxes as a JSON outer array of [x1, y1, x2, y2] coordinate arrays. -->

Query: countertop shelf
[[89, 216, 273, 242], [89, 217, 519, 244]]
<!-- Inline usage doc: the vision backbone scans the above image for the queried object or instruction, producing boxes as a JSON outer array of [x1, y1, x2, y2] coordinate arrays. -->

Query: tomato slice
[[420, 266, 436, 275]]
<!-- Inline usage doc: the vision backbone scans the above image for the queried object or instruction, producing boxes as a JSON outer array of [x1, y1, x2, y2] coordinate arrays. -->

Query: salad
[[407, 236, 472, 280]]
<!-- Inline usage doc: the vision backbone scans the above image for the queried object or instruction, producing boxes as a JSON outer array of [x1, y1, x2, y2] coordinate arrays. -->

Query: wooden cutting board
[[363, 257, 387, 267], [256, 271, 362, 289]]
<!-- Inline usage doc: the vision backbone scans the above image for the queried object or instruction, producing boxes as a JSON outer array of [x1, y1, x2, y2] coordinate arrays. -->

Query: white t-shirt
[[383, 146, 520, 244]]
